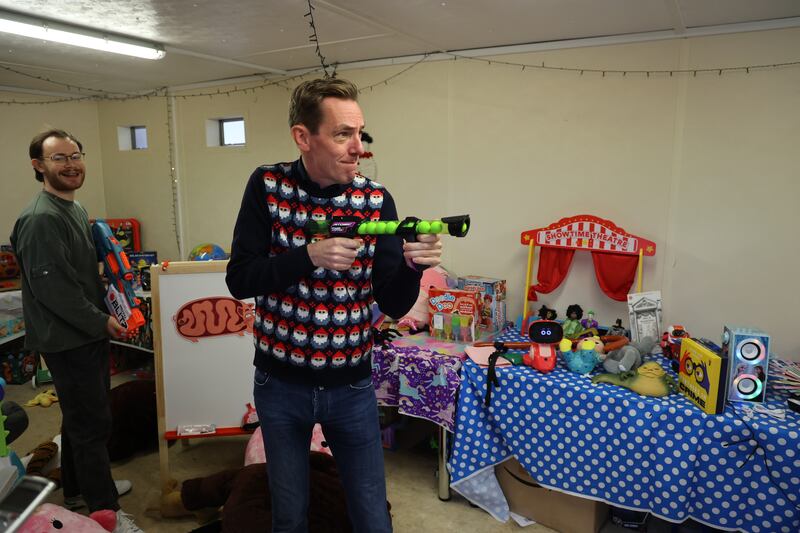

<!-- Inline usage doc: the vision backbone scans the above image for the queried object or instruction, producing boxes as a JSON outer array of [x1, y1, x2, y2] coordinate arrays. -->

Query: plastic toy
[[562, 304, 584, 339], [607, 318, 629, 338], [188, 243, 227, 261], [592, 361, 678, 397], [305, 215, 470, 242], [519, 215, 657, 327], [523, 320, 563, 373], [537, 305, 557, 321], [559, 338, 601, 374], [603, 337, 656, 374], [0, 250, 19, 279], [661, 324, 689, 369], [580, 310, 598, 330], [91, 220, 145, 334]]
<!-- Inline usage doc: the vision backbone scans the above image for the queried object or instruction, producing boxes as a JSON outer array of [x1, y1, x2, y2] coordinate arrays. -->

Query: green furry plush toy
[[592, 361, 678, 397]]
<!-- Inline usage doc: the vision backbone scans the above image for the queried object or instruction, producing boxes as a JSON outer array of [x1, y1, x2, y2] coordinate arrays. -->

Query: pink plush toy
[[19, 503, 115, 532], [245, 424, 331, 466], [396, 266, 453, 330]]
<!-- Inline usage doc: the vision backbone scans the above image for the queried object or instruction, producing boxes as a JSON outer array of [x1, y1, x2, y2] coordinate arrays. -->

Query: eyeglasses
[[40, 152, 85, 163]]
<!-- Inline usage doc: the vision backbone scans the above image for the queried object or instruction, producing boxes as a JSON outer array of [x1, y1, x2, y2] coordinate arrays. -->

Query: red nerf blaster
[[91, 219, 145, 334]]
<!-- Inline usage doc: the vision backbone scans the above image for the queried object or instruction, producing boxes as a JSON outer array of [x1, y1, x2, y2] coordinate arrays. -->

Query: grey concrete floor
[[6, 373, 549, 532]]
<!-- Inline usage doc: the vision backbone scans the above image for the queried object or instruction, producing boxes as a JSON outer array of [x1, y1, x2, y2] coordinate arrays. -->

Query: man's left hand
[[403, 234, 442, 270]]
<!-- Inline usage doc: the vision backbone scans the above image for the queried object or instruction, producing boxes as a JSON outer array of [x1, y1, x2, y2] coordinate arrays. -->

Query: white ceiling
[[1, 0, 799, 95]]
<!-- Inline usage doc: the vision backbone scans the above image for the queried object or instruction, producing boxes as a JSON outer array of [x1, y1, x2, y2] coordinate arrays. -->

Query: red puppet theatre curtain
[[528, 248, 574, 301], [520, 215, 656, 324], [591, 252, 639, 301]]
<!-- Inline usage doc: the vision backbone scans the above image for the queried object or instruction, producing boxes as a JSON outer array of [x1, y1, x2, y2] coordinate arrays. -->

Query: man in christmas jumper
[[226, 78, 442, 533]]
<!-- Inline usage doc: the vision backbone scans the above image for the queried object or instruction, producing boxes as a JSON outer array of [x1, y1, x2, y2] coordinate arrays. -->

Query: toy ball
[[0, 251, 20, 279], [188, 243, 227, 261]]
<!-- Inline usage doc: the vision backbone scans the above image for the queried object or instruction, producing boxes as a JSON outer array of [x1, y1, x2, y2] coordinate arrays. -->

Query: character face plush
[[21, 503, 115, 532]]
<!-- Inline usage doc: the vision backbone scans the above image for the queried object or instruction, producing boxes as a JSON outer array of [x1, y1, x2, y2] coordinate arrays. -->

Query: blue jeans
[[253, 369, 392, 533]]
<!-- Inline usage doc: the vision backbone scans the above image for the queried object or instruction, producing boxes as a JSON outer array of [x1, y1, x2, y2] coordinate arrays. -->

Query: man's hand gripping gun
[[305, 215, 470, 241], [91, 220, 145, 335]]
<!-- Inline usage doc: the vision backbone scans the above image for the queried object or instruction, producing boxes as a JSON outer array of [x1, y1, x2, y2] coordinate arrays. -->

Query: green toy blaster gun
[[305, 215, 470, 242]]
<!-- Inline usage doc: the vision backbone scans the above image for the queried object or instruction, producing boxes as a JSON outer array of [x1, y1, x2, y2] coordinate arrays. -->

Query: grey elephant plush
[[603, 337, 657, 373]]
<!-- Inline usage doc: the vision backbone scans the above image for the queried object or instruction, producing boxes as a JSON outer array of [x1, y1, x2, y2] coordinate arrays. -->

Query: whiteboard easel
[[152, 260, 255, 488]]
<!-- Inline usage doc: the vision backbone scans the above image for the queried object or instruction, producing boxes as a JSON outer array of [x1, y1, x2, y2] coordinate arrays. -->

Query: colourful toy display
[[91, 220, 145, 335], [580, 310, 598, 331], [519, 215, 656, 328], [188, 243, 227, 261], [592, 361, 678, 397]]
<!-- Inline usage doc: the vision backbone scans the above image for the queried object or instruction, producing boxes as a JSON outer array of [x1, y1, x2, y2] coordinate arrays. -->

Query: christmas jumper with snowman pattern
[[226, 159, 422, 387]]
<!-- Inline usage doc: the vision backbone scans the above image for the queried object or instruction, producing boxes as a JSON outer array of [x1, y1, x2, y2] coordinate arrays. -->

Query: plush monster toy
[[602, 337, 656, 374], [592, 361, 678, 397]]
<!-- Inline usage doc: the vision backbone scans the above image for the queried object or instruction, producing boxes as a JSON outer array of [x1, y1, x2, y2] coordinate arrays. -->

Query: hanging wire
[[446, 52, 800, 77], [0, 63, 151, 97], [164, 91, 182, 256], [359, 54, 431, 92], [305, 0, 334, 78]]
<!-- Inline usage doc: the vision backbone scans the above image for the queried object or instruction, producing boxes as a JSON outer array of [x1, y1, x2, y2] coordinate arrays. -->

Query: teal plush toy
[[559, 338, 600, 374]]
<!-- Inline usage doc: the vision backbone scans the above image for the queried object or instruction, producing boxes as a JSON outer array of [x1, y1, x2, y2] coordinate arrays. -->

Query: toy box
[[678, 337, 729, 415], [427, 288, 481, 343], [128, 251, 158, 291], [0, 291, 24, 341], [457, 276, 506, 333]]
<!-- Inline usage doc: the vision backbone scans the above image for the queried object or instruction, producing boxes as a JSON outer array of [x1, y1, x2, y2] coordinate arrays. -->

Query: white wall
[[0, 97, 107, 241], [2, 27, 798, 359]]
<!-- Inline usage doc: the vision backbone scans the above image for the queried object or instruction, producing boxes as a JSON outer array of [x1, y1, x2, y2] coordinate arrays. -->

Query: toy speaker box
[[722, 326, 770, 403], [677, 337, 729, 414]]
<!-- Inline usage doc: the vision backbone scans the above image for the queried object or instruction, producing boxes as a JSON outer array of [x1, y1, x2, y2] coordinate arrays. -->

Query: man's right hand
[[307, 238, 361, 271], [106, 316, 127, 339]]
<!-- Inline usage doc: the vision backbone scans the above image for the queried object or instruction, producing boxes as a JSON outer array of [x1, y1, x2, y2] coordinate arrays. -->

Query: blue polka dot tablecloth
[[448, 329, 800, 532]]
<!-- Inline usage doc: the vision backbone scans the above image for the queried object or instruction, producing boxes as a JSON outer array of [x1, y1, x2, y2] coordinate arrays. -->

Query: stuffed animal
[[602, 337, 656, 374], [244, 425, 331, 467], [160, 452, 389, 532], [25, 389, 58, 408], [592, 361, 678, 397], [396, 266, 453, 330], [18, 503, 115, 532], [559, 338, 601, 374]]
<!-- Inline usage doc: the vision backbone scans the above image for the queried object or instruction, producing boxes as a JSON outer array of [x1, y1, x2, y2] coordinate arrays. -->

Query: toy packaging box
[[678, 337, 729, 415], [457, 276, 506, 333], [427, 288, 481, 343], [128, 251, 158, 291]]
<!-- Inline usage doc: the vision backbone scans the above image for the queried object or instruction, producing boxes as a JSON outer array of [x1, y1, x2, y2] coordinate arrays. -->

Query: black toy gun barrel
[[306, 215, 470, 241]]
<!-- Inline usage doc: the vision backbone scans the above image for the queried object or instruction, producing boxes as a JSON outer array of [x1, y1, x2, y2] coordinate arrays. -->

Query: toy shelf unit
[[520, 214, 656, 329]]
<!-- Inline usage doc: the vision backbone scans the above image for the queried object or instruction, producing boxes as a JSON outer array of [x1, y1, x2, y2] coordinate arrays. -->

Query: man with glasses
[[10, 129, 143, 533]]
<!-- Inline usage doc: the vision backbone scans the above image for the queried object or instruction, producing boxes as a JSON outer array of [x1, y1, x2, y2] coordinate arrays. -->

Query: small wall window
[[117, 126, 148, 151], [206, 117, 246, 147]]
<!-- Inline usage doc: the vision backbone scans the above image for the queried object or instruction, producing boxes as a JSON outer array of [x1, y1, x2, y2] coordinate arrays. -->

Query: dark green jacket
[[10, 190, 108, 352]]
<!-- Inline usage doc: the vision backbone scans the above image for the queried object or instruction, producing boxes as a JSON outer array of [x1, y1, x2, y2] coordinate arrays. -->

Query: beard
[[42, 167, 85, 192]]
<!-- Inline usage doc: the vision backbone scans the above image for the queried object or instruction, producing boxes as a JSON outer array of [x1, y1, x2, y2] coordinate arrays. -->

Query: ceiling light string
[[360, 53, 431, 93], [0, 69, 324, 105], [305, 0, 334, 78], [447, 53, 800, 77], [0, 62, 146, 97]]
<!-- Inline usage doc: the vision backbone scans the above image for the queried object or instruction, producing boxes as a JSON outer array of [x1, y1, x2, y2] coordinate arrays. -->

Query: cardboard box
[[427, 288, 481, 343], [495, 457, 608, 533], [457, 276, 507, 333]]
